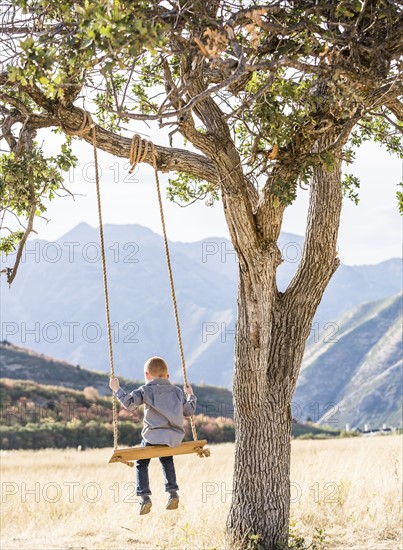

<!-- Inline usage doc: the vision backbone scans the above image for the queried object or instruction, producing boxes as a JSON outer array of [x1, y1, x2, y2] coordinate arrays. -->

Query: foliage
[[246, 532, 264, 550], [167, 172, 220, 206], [338, 430, 360, 439], [341, 174, 361, 205], [396, 183, 403, 215], [1, 0, 402, 259], [0, 416, 236, 450], [292, 421, 340, 439], [0, 141, 77, 254], [8, 0, 166, 95], [341, 110, 403, 204], [0, 230, 25, 254], [349, 112, 403, 158], [0, 420, 142, 450]]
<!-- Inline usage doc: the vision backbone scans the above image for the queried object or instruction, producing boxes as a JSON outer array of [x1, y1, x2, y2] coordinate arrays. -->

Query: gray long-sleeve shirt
[[115, 378, 197, 447]]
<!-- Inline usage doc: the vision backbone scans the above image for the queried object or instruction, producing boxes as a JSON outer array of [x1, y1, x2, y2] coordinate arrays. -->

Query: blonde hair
[[144, 356, 168, 378]]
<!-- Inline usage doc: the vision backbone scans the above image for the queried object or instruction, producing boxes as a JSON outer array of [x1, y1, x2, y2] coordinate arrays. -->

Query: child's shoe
[[166, 491, 179, 510], [139, 497, 152, 515]]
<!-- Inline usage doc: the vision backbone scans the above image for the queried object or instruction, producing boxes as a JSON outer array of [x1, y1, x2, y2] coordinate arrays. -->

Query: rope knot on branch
[[60, 108, 94, 137], [129, 134, 156, 173]]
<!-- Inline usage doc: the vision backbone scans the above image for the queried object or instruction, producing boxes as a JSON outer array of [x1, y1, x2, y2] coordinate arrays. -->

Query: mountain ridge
[[295, 292, 402, 428], [1, 223, 401, 391]]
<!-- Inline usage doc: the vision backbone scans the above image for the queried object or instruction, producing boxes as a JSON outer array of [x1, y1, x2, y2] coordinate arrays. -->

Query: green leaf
[[396, 183, 403, 215]]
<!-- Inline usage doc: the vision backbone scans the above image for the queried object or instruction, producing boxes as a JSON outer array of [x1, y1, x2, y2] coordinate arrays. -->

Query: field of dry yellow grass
[[1, 436, 401, 549]]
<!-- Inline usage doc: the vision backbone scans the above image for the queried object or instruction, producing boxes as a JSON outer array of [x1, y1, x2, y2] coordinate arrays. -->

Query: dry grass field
[[0, 436, 401, 549]]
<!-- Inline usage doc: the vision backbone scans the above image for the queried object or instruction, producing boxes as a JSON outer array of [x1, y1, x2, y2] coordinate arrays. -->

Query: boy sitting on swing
[[109, 356, 196, 515]]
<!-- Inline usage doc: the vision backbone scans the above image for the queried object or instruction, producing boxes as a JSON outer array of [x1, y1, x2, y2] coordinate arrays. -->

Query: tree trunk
[[226, 142, 344, 548], [227, 258, 308, 549], [227, 379, 293, 549]]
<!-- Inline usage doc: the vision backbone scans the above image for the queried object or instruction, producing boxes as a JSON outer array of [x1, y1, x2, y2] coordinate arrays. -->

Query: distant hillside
[[0, 378, 234, 450], [294, 293, 402, 428], [0, 344, 340, 450], [1, 223, 401, 385], [0, 342, 234, 419]]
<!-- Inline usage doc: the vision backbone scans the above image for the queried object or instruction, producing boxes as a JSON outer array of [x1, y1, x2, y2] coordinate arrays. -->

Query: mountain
[[1, 222, 401, 386], [0, 223, 236, 386], [294, 292, 402, 428]]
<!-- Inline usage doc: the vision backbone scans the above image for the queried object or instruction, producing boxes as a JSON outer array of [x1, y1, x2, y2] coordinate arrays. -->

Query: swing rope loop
[[63, 109, 209, 462]]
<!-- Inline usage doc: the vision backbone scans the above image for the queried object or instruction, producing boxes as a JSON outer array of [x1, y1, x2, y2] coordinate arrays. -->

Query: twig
[[4, 198, 36, 286]]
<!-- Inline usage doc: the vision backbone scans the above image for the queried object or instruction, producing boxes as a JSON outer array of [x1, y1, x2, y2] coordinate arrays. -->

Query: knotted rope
[[63, 109, 133, 467], [129, 135, 210, 458]]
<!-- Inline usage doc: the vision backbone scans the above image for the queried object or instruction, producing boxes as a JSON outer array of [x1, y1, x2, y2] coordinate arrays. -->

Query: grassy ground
[[0, 436, 401, 549]]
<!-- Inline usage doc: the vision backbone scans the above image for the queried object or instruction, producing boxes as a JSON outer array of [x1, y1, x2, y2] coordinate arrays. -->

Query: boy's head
[[144, 356, 169, 381]]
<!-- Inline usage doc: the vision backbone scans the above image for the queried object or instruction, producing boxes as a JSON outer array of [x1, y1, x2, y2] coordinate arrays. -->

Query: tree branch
[[2, 128, 37, 286], [370, 79, 403, 113], [385, 98, 403, 123], [284, 130, 348, 320], [101, 62, 249, 122], [5, 199, 36, 286], [63, 112, 220, 184], [175, 54, 261, 258], [0, 77, 220, 186]]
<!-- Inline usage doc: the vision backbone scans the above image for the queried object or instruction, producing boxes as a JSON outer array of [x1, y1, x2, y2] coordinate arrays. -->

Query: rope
[[64, 110, 209, 461], [130, 135, 210, 458], [64, 109, 133, 467], [61, 110, 93, 137]]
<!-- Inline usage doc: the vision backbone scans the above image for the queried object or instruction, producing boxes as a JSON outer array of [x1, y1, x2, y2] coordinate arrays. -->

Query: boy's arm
[[115, 387, 144, 411], [183, 393, 197, 417]]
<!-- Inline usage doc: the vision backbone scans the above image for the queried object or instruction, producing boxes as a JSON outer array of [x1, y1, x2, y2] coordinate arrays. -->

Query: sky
[[4, 127, 403, 266]]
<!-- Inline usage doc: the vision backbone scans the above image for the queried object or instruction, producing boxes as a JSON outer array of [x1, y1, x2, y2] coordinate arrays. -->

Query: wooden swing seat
[[109, 439, 208, 463]]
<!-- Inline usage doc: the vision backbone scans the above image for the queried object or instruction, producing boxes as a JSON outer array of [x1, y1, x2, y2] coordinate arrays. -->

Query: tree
[[1, 1, 402, 547]]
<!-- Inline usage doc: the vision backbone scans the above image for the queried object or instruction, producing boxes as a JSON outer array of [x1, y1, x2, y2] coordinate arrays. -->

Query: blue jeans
[[136, 440, 179, 497]]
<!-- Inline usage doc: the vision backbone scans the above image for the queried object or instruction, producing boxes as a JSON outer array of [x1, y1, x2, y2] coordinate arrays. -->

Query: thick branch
[[370, 79, 403, 113], [0, 72, 220, 184], [177, 56, 261, 257], [255, 169, 287, 243], [385, 98, 403, 122], [284, 132, 346, 320], [71, 116, 220, 184]]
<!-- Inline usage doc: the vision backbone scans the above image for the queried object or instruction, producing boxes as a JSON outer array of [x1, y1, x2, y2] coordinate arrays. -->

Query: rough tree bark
[[226, 135, 344, 548]]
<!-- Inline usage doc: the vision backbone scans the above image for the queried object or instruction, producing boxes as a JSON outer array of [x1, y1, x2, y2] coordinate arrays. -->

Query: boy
[[109, 356, 196, 515]]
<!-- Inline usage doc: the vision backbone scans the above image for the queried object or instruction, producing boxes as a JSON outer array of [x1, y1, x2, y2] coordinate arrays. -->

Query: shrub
[[0, 421, 142, 450], [83, 386, 100, 400]]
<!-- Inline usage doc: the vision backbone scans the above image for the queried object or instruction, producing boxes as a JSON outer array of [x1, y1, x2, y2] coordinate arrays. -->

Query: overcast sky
[[8, 127, 403, 266]]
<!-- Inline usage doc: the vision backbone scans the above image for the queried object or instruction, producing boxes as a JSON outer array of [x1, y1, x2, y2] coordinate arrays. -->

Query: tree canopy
[[1, 1, 402, 280]]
